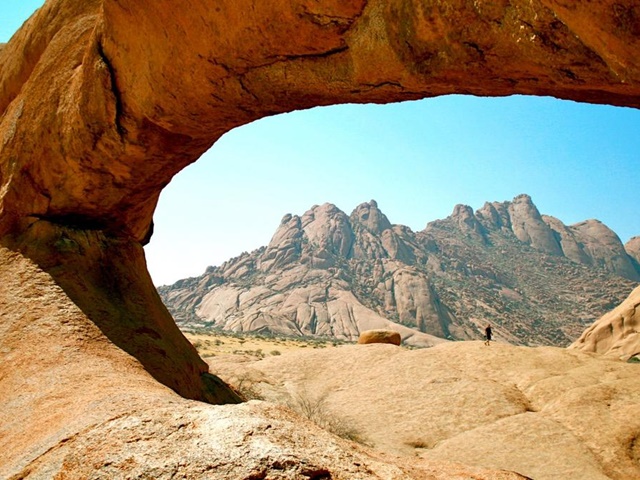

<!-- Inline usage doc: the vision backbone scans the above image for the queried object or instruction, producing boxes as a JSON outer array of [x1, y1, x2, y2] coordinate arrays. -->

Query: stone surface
[[161, 196, 638, 347], [208, 341, 640, 480], [508, 194, 563, 255], [571, 284, 640, 360], [0, 245, 529, 480], [1, 1, 640, 477], [624, 236, 640, 267], [358, 329, 402, 345]]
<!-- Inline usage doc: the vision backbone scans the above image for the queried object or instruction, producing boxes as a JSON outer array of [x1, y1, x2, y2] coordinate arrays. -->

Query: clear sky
[[3, 2, 640, 286]]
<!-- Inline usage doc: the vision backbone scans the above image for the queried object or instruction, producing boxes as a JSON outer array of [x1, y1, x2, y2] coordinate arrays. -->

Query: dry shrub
[[287, 390, 368, 445]]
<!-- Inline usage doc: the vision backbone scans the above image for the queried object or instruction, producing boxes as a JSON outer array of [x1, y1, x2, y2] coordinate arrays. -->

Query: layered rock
[[161, 196, 638, 347]]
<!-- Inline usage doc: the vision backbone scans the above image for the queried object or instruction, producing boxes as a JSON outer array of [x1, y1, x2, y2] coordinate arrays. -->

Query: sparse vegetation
[[287, 390, 368, 445], [232, 374, 265, 401], [182, 328, 349, 358]]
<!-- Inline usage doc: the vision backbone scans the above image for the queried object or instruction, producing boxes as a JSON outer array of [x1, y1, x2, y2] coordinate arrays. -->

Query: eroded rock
[[571, 284, 640, 360], [1, 1, 640, 476], [208, 341, 640, 480]]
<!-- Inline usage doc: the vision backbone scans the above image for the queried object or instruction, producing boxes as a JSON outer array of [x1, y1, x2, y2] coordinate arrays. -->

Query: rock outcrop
[[2, 0, 640, 477], [571, 285, 640, 360], [624, 236, 640, 269], [508, 194, 563, 255], [1, 0, 639, 395], [161, 196, 638, 347]]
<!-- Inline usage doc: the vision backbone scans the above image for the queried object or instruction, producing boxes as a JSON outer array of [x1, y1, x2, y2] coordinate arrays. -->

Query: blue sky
[[3, 2, 640, 285]]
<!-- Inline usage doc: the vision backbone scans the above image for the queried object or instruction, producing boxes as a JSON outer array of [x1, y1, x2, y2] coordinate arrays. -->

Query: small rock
[[358, 329, 401, 346]]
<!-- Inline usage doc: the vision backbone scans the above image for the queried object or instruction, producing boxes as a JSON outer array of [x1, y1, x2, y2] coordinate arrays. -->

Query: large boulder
[[358, 329, 402, 346]]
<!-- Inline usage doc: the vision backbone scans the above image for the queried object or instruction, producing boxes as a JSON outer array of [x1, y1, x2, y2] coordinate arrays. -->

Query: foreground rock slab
[[208, 342, 640, 480]]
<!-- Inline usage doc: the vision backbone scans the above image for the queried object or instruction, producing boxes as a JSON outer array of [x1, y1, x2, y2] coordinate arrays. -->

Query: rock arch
[[1, 0, 639, 401]]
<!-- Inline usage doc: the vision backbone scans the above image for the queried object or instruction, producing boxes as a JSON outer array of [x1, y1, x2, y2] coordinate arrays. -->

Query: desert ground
[[196, 334, 640, 480]]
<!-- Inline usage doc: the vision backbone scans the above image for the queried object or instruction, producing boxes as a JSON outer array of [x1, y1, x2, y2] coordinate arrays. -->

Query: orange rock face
[[1, 1, 639, 477], [0, 0, 639, 468], [358, 329, 403, 346]]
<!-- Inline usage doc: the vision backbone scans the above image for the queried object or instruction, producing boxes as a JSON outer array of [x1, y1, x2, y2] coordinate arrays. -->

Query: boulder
[[358, 329, 402, 346]]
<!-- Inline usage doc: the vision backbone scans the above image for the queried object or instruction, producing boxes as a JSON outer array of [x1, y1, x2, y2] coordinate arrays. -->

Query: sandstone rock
[[570, 284, 640, 360], [208, 341, 640, 480], [358, 329, 402, 345], [2, 1, 640, 477]]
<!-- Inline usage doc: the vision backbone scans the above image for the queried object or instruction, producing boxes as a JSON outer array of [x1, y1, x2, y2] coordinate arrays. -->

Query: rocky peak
[[568, 220, 640, 281], [161, 195, 639, 347], [450, 204, 487, 240], [541, 215, 592, 265], [258, 214, 303, 272], [476, 201, 512, 231], [508, 194, 563, 255], [300, 203, 354, 258], [350, 200, 392, 235], [626, 236, 640, 265]]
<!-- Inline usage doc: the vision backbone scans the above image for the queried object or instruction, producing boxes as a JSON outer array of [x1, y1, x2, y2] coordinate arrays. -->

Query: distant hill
[[159, 194, 639, 347]]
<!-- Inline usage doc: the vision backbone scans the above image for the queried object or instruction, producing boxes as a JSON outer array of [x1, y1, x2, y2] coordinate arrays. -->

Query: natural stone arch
[[1, 0, 639, 401]]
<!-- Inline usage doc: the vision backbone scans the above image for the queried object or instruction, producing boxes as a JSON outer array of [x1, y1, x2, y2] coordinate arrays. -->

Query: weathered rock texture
[[1, 0, 640, 394], [161, 196, 638, 347], [626, 236, 640, 266], [571, 285, 640, 360], [208, 341, 640, 480], [1, 0, 640, 477]]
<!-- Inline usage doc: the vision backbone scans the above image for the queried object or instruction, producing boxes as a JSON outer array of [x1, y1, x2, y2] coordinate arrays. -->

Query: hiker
[[485, 324, 492, 346]]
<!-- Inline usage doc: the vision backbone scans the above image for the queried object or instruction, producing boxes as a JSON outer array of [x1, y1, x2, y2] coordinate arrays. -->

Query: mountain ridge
[[159, 195, 638, 346]]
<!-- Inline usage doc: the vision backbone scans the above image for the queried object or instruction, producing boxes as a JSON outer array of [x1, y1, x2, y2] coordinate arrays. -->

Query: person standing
[[485, 324, 492, 346]]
